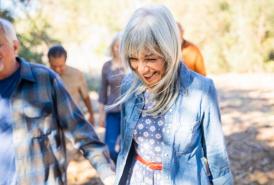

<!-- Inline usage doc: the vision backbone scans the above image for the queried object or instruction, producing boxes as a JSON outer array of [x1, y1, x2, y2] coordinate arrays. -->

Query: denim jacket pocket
[[174, 120, 200, 154], [175, 145, 202, 162], [23, 102, 53, 138]]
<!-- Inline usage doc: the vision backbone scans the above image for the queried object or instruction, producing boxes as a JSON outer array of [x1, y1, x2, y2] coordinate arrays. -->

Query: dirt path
[[67, 73, 274, 185], [212, 73, 274, 185]]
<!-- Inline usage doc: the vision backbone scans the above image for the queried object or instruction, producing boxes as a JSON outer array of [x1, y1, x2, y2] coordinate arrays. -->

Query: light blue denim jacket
[[115, 64, 233, 185]]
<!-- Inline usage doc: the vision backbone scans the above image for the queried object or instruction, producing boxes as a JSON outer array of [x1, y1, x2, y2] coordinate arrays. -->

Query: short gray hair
[[117, 5, 181, 115], [0, 18, 18, 45]]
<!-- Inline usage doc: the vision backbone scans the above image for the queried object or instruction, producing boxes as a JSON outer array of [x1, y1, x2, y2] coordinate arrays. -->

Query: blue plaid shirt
[[10, 58, 114, 185]]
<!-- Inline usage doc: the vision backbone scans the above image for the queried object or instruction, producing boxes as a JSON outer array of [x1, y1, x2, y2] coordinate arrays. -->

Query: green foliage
[[17, 17, 60, 64], [219, 1, 230, 12], [174, 0, 274, 73], [0, 9, 14, 22], [18, 34, 44, 63], [1, 0, 59, 64], [2, 0, 274, 72], [268, 50, 274, 61]]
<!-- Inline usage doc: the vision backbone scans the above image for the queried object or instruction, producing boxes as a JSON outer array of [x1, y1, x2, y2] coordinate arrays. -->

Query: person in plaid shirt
[[0, 18, 115, 185]]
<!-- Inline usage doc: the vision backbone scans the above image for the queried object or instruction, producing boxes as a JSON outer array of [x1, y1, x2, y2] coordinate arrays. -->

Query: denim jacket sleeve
[[119, 74, 133, 143], [202, 79, 233, 185], [51, 75, 115, 181]]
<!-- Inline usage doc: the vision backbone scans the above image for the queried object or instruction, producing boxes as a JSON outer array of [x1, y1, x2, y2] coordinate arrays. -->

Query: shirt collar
[[17, 57, 36, 83], [178, 62, 193, 94]]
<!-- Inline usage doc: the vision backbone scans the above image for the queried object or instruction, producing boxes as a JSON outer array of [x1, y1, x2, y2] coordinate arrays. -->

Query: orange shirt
[[181, 40, 206, 76]]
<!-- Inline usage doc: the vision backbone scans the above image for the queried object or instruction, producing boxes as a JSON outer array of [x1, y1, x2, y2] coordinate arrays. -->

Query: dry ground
[[67, 73, 274, 185], [213, 73, 274, 185]]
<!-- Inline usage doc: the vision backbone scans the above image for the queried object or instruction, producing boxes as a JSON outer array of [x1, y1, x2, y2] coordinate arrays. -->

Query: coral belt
[[136, 154, 163, 170]]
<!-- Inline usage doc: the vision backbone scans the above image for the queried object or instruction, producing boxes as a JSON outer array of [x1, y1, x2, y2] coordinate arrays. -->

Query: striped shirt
[[9, 58, 114, 185]]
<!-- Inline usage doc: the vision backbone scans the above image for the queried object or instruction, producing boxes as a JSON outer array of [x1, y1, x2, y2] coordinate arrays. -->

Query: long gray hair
[[108, 32, 122, 58], [110, 5, 181, 115]]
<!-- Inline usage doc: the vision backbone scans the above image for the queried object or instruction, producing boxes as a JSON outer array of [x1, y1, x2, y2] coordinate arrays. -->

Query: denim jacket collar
[[178, 62, 193, 95]]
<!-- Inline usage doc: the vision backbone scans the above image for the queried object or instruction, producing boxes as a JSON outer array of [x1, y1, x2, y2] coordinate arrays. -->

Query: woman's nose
[[138, 61, 149, 73]]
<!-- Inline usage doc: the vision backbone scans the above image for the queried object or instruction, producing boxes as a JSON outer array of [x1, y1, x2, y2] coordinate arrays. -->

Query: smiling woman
[[112, 5, 233, 185], [128, 50, 165, 88], [116, 4, 181, 116]]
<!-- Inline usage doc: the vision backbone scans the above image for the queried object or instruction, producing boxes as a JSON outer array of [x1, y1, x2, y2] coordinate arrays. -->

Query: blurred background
[[1, 0, 274, 185]]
